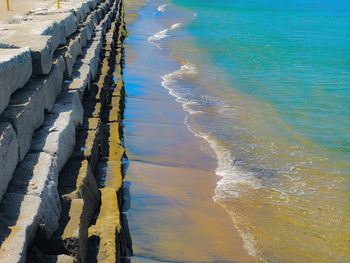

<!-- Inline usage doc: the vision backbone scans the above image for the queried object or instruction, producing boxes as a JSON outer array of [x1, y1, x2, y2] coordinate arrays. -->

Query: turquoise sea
[[145, 0, 350, 261]]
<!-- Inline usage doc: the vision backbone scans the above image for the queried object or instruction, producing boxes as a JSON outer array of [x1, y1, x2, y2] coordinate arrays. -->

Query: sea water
[[147, 0, 350, 261]]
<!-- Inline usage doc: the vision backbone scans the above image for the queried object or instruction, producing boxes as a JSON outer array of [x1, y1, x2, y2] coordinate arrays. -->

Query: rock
[[62, 34, 82, 79], [0, 56, 65, 161], [25, 55, 65, 112], [73, 129, 100, 172], [0, 48, 32, 115], [51, 90, 84, 127], [7, 152, 61, 237], [0, 85, 45, 161], [89, 187, 121, 263], [30, 109, 79, 172], [28, 247, 78, 263], [36, 160, 100, 262], [0, 122, 19, 202], [82, 38, 103, 81], [0, 32, 53, 75], [0, 193, 41, 263], [64, 60, 91, 97]]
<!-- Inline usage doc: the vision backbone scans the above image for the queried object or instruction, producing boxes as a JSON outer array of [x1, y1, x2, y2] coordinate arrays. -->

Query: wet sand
[[123, 1, 255, 262]]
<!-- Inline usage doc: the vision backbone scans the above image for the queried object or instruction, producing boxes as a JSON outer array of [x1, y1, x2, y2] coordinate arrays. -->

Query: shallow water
[[144, 0, 350, 262], [122, 1, 254, 261]]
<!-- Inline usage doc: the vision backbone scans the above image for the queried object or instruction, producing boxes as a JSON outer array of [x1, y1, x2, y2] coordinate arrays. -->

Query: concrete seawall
[[0, 0, 127, 262]]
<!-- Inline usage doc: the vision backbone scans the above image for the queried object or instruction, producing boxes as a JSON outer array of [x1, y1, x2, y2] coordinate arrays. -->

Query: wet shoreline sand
[[123, 1, 254, 261]]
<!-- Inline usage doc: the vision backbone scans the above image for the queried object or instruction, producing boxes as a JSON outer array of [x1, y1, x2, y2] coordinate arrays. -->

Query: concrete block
[[17, 19, 65, 51], [30, 109, 78, 172], [7, 152, 61, 237], [0, 122, 19, 202], [28, 249, 78, 263], [82, 38, 103, 81], [89, 187, 121, 263], [24, 55, 65, 112], [0, 33, 53, 75], [0, 193, 41, 263], [0, 48, 32, 115], [73, 129, 99, 171], [71, 60, 91, 95], [42, 56, 66, 111], [63, 34, 82, 79], [52, 90, 84, 127], [37, 160, 100, 263], [1, 86, 45, 161], [58, 12, 78, 39]]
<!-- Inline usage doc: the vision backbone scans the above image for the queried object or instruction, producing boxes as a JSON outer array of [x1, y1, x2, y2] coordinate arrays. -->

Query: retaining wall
[[0, 0, 127, 262]]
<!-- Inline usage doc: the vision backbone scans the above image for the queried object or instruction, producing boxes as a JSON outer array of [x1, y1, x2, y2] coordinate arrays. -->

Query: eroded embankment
[[0, 0, 128, 262]]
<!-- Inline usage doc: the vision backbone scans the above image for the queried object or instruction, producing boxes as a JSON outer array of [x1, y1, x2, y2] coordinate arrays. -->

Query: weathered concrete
[[0, 56, 65, 161], [89, 187, 121, 263], [74, 129, 100, 172], [0, 48, 32, 115], [7, 152, 61, 237], [0, 1, 125, 262], [1, 85, 45, 161], [65, 60, 91, 96], [28, 248, 78, 263], [0, 193, 41, 263], [0, 122, 19, 202], [34, 160, 100, 262], [59, 33, 82, 79], [30, 98, 82, 171], [52, 90, 84, 128], [59, 160, 100, 213], [0, 152, 60, 263], [0, 30, 53, 75], [82, 37, 103, 81]]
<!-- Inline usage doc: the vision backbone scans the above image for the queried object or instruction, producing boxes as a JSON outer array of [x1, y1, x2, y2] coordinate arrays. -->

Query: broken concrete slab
[[0, 122, 19, 202], [64, 60, 91, 97], [0, 47, 32, 115], [30, 110, 78, 172], [7, 152, 61, 237], [62, 34, 83, 79], [0, 193, 41, 263], [51, 90, 84, 127], [73, 129, 100, 172], [0, 86, 45, 161], [0, 30, 53, 75], [28, 247, 78, 263], [89, 187, 121, 263], [24, 55, 65, 112]]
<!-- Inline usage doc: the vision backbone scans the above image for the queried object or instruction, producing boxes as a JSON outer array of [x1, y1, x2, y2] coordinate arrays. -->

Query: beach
[[122, 0, 350, 262], [122, 1, 254, 262]]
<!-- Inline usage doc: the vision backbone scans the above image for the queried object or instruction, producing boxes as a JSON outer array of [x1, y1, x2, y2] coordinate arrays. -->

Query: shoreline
[[123, 1, 255, 261]]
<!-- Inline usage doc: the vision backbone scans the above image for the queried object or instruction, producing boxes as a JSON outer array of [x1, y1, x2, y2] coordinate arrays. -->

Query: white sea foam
[[160, 61, 260, 257], [157, 4, 167, 13], [161, 63, 201, 115], [148, 23, 182, 48], [148, 29, 169, 42], [170, 23, 182, 30]]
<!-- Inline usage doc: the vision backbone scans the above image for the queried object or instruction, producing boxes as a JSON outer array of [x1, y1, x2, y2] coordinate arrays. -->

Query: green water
[[150, 0, 350, 261]]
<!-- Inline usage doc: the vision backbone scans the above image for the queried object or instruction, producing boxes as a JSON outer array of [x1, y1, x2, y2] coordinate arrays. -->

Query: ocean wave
[[170, 23, 182, 30], [148, 29, 169, 42], [161, 63, 202, 115], [161, 61, 261, 257], [148, 23, 182, 47], [157, 4, 167, 13]]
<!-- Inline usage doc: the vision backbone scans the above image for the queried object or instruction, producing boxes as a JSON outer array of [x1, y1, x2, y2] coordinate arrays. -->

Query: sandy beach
[[0, 0, 57, 22], [122, 1, 254, 261]]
